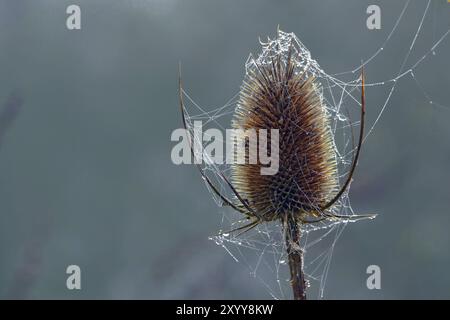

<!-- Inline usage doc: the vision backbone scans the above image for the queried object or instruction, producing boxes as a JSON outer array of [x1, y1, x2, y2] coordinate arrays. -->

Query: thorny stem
[[284, 214, 307, 300]]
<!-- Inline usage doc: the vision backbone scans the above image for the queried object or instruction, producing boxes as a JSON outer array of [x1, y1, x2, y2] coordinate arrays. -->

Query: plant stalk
[[284, 215, 307, 300]]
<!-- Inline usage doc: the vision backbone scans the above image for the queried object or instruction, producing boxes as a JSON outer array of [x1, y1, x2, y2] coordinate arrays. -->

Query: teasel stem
[[284, 214, 307, 300]]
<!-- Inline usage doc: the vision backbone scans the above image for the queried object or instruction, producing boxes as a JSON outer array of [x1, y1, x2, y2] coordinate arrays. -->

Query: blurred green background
[[0, 0, 449, 299]]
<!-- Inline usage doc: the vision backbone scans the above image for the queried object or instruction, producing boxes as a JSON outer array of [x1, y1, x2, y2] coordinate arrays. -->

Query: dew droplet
[[303, 279, 311, 288], [336, 113, 347, 121]]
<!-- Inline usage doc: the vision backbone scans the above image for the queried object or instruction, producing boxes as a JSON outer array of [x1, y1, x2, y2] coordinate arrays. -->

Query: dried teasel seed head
[[231, 34, 339, 222]]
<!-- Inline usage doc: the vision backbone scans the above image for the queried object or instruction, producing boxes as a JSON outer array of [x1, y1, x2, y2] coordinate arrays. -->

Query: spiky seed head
[[231, 36, 339, 222]]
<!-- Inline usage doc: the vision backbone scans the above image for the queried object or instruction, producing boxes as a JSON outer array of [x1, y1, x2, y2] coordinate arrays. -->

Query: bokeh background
[[0, 0, 449, 299]]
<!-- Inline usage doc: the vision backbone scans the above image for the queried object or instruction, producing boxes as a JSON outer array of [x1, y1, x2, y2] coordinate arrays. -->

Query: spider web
[[179, 0, 450, 299]]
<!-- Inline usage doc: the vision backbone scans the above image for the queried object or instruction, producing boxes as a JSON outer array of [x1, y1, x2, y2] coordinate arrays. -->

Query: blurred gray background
[[0, 0, 449, 299]]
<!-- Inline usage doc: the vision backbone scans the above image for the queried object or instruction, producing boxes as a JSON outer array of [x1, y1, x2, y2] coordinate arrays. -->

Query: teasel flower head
[[231, 36, 339, 222]]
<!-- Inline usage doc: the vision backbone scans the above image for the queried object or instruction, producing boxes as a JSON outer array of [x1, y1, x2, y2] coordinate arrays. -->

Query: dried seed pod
[[231, 47, 339, 222]]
